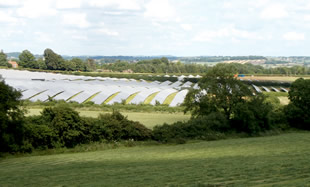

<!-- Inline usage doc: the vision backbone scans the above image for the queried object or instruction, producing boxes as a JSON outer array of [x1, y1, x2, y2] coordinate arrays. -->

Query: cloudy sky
[[0, 0, 309, 56]]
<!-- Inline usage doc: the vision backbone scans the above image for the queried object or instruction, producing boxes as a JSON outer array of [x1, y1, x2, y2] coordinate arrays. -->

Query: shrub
[[231, 95, 274, 134], [153, 112, 228, 143], [95, 111, 152, 141], [284, 78, 310, 130], [0, 80, 27, 153], [40, 106, 88, 148]]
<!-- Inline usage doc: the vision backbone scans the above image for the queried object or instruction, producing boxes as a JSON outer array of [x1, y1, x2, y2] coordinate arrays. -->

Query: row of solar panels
[[252, 84, 288, 93]]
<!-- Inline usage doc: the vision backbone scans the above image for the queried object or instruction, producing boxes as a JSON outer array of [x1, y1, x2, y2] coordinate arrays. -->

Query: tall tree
[[285, 78, 310, 130], [184, 64, 252, 120], [0, 79, 26, 152], [0, 50, 8, 66], [183, 63, 274, 134], [19, 50, 37, 68], [43, 48, 64, 70]]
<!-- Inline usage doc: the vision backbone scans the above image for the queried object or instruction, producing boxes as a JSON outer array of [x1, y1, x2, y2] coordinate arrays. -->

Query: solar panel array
[[0, 69, 290, 107]]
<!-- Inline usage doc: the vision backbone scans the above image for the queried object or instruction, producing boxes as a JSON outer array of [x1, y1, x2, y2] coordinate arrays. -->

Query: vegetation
[[4, 49, 310, 76], [1, 133, 309, 186], [0, 78, 28, 153], [284, 78, 310, 130], [1, 63, 309, 154], [0, 50, 9, 67], [26, 108, 191, 129], [101, 57, 209, 73]]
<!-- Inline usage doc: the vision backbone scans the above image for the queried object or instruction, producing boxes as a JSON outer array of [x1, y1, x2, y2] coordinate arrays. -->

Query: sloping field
[[1, 133, 309, 186]]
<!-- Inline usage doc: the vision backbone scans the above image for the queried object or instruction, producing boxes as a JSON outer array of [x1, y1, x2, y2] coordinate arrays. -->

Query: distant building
[[8, 60, 18, 68]]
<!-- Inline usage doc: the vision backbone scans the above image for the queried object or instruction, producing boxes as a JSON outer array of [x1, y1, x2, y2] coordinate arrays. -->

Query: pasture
[[241, 75, 310, 82], [26, 108, 191, 129], [1, 132, 309, 186]]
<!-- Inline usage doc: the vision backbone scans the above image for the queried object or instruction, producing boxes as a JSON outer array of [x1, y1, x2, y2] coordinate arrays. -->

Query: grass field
[[1, 132, 309, 186], [26, 108, 190, 129], [240, 75, 310, 82]]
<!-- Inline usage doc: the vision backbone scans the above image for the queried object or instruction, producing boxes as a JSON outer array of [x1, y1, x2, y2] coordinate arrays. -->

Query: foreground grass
[[26, 108, 191, 129], [1, 132, 310, 186]]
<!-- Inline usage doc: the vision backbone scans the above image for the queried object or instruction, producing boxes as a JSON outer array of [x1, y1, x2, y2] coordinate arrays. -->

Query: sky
[[0, 0, 310, 56]]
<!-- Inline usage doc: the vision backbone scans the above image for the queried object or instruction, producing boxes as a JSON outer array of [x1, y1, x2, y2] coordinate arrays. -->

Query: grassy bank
[[0, 132, 309, 186]]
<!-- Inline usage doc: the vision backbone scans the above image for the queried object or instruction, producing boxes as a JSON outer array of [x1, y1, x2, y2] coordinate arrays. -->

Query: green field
[[1, 133, 309, 186], [26, 108, 191, 129]]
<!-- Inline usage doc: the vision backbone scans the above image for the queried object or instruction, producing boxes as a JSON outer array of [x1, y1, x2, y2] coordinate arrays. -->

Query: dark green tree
[[184, 64, 252, 120], [0, 78, 27, 152], [0, 50, 8, 66], [184, 63, 274, 134], [284, 78, 310, 130], [71, 58, 84, 71], [19, 50, 38, 68], [43, 48, 64, 70], [41, 105, 86, 148]]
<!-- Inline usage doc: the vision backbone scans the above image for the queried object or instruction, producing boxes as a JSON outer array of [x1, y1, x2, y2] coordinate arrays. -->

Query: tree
[[0, 78, 26, 152], [284, 78, 310, 130], [41, 105, 87, 147], [19, 50, 38, 68], [71, 58, 84, 71], [184, 64, 252, 120], [44, 48, 64, 70], [0, 50, 8, 66], [184, 64, 274, 134]]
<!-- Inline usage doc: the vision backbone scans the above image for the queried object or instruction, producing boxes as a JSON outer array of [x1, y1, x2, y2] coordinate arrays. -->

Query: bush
[[153, 112, 228, 143], [284, 78, 310, 130], [94, 111, 152, 141], [0, 80, 27, 153], [231, 95, 274, 134]]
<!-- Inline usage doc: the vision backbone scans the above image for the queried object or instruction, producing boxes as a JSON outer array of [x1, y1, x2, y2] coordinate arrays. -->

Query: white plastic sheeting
[[170, 89, 189, 107], [129, 88, 161, 105], [0, 69, 193, 106], [150, 88, 177, 105]]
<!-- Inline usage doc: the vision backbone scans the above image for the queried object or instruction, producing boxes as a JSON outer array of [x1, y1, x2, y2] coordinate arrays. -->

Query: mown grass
[[0, 132, 309, 186], [26, 108, 190, 129]]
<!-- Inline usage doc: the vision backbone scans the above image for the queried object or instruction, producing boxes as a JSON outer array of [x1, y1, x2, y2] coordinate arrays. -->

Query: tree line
[[0, 49, 97, 71], [1, 49, 310, 75], [101, 58, 209, 73]]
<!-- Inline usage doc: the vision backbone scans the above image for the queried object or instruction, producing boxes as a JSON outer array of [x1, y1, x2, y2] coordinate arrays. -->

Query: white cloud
[[283, 32, 305, 41], [89, 0, 142, 10], [17, 0, 57, 18], [193, 26, 266, 42], [180, 24, 192, 31], [0, 10, 18, 23], [62, 13, 90, 28], [249, 0, 270, 8], [304, 15, 310, 21], [35, 32, 53, 43], [144, 0, 179, 22], [0, 0, 22, 7], [95, 28, 119, 36], [56, 0, 81, 9], [260, 4, 288, 19]]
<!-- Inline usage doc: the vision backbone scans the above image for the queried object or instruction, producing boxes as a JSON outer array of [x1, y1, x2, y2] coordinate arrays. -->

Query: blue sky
[[0, 0, 309, 56]]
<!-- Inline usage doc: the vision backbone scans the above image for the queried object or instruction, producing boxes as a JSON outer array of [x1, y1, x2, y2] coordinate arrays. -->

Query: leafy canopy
[[184, 63, 252, 120]]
